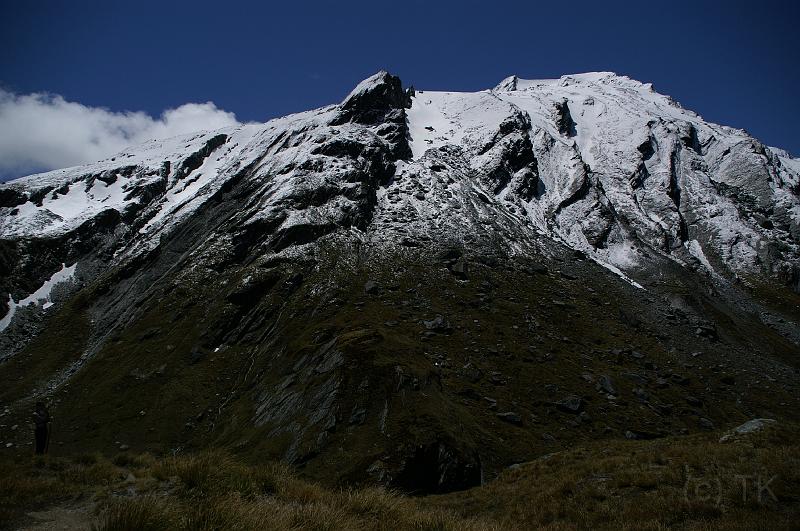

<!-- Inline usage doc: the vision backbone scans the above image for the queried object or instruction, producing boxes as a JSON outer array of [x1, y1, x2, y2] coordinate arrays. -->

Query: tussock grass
[[92, 496, 178, 531], [0, 459, 73, 524], [1, 425, 797, 530], [0, 451, 492, 530], [429, 423, 800, 530]]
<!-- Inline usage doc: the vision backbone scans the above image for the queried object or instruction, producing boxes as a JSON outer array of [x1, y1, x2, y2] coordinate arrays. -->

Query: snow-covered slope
[[1, 71, 799, 337], [404, 72, 799, 287]]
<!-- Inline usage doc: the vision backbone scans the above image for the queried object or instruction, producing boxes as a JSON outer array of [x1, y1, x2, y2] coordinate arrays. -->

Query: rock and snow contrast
[[405, 72, 799, 287], [3, 71, 798, 299], [0, 262, 75, 333], [1, 71, 798, 492]]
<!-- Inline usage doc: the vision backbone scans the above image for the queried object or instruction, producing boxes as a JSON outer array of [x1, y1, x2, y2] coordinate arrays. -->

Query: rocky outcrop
[[173, 133, 229, 180], [330, 71, 412, 160]]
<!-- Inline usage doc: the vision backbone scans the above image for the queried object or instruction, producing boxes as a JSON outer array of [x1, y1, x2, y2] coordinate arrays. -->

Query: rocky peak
[[326, 71, 412, 161], [494, 75, 519, 91], [333, 70, 411, 125]]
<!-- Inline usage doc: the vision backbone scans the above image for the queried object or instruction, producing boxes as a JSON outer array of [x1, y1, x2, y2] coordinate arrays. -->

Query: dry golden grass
[[91, 496, 179, 531], [0, 454, 121, 525], [1, 450, 495, 530], [425, 423, 800, 530], [1, 424, 797, 530]]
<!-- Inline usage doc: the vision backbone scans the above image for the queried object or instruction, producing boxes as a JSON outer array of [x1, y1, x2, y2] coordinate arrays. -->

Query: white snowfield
[[1, 71, 798, 290], [406, 73, 799, 279], [1, 128, 249, 239], [0, 263, 76, 332], [0, 105, 338, 250]]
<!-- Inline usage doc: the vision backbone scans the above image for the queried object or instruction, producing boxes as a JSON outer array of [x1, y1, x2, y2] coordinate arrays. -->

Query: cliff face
[[0, 71, 798, 493]]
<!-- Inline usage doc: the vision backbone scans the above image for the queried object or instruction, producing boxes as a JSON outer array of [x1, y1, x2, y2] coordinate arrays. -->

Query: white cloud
[[0, 89, 241, 179]]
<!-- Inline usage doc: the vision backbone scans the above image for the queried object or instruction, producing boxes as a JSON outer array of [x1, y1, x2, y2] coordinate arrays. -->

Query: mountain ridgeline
[[0, 71, 798, 493]]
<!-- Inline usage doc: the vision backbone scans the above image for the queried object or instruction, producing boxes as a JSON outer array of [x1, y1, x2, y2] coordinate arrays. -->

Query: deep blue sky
[[2, 0, 799, 154]]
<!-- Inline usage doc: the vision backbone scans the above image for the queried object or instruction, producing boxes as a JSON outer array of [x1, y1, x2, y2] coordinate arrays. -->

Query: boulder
[[596, 375, 616, 395], [449, 259, 468, 279], [496, 411, 523, 426], [720, 418, 777, 442], [555, 396, 584, 413], [422, 314, 451, 333], [525, 263, 548, 275], [685, 396, 703, 407], [698, 417, 715, 430], [364, 280, 380, 294], [462, 362, 482, 383], [489, 371, 507, 386], [624, 430, 662, 440], [695, 325, 718, 340]]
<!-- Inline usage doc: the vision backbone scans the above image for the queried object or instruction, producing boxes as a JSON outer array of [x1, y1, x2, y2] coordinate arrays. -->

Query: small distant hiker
[[32, 402, 51, 455]]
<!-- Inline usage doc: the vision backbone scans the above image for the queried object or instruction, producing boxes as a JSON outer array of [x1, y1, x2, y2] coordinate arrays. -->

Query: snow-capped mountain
[[1, 72, 798, 492], [2, 71, 798, 303]]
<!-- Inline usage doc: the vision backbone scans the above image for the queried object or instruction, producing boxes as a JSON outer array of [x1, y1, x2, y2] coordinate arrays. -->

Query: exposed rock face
[[3, 71, 799, 302], [0, 71, 798, 492], [331, 71, 412, 160], [470, 73, 798, 292]]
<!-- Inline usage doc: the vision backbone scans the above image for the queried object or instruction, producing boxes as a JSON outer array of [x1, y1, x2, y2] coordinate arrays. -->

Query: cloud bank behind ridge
[[0, 89, 241, 181]]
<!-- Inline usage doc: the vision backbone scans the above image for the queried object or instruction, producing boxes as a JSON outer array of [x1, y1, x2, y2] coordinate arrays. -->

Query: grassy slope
[[430, 423, 800, 530], [0, 451, 496, 530], [1, 238, 799, 489], [1, 423, 797, 530]]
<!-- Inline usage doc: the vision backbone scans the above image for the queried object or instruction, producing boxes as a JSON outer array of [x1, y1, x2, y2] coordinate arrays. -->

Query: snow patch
[[590, 254, 645, 290], [0, 263, 77, 333], [687, 240, 715, 274]]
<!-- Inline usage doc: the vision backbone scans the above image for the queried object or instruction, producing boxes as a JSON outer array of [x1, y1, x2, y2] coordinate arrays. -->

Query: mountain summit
[[1, 72, 798, 493], [3, 71, 798, 293]]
